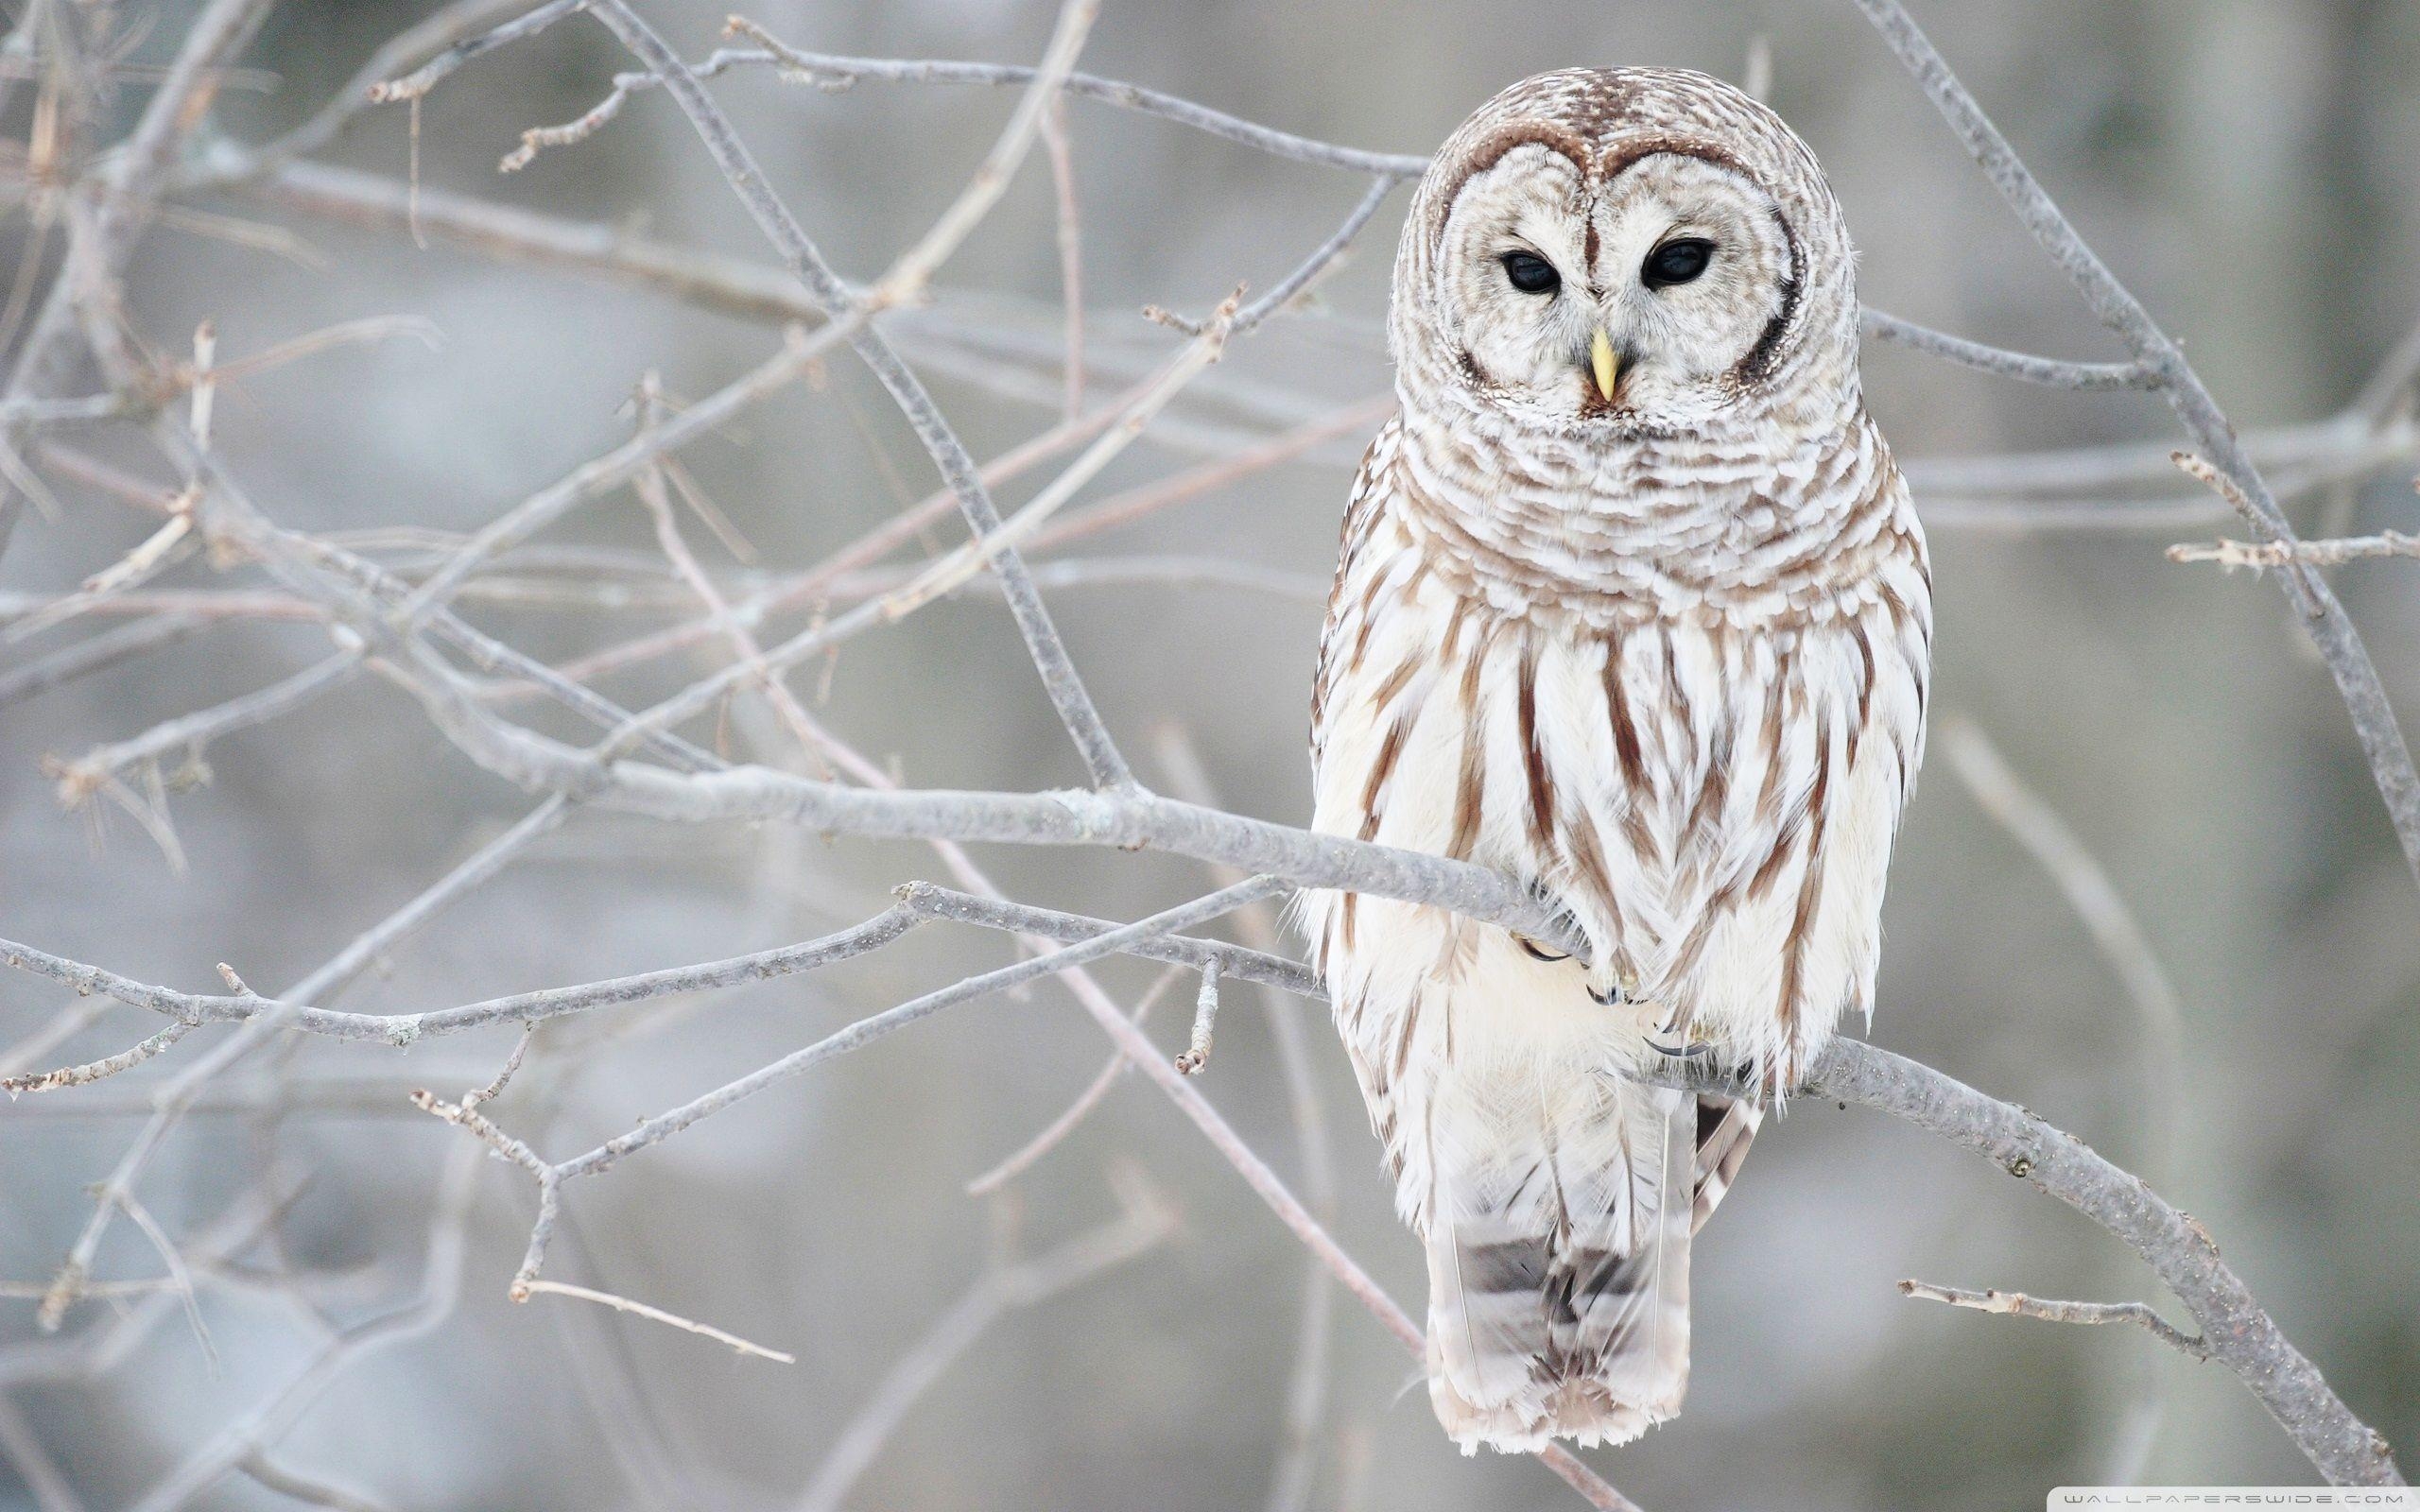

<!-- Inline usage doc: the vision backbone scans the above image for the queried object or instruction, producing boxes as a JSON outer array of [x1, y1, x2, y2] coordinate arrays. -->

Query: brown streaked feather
[[1846, 616, 1876, 765], [1772, 722, 1836, 1067], [1516, 638, 1559, 859], [1690, 1094, 1763, 1234], [1601, 632, 1650, 792], [1357, 713, 1414, 842], [1446, 618, 1507, 860]]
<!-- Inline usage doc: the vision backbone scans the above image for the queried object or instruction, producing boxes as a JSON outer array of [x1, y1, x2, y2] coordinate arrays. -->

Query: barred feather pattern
[[1304, 67, 1930, 1454]]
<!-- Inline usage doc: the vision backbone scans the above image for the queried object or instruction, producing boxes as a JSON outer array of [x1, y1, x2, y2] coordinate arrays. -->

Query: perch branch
[[1, 854, 2345, 1484], [883, 894, 2402, 1487]]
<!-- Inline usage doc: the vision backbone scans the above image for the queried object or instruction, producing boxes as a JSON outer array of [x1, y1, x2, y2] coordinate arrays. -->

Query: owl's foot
[[1512, 933, 1629, 1002], [1644, 1014, 1749, 1081]]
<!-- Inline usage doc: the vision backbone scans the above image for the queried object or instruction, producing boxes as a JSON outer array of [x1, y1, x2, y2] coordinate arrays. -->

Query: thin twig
[[1173, 959, 1219, 1075], [395, 326, 837, 622], [2169, 529, 2420, 572], [1941, 719, 2184, 1183], [863, 0, 1098, 309], [963, 964, 1185, 1196], [711, 26, 1426, 178], [547, 878, 1284, 1185], [1859, 309, 2151, 390], [44, 650, 365, 808], [364, 0, 584, 104], [881, 294, 1239, 615], [517, 1280, 795, 1364], [3, 1020, 198, 1094], [1898, 1280, 2211, 1361], [1204, 175, 1403, 336], [112, 1192, 218, 1377], [1040, 94, 1085, 419], [0, 992, 115, 1080], [0, 908, 922, 1045], [790, 1177, 1174, 1512], [235, 1453, 393, 1512]]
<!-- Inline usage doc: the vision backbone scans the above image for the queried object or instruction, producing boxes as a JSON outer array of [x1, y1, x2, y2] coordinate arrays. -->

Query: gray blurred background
[[3, 2, 2417, 1509]]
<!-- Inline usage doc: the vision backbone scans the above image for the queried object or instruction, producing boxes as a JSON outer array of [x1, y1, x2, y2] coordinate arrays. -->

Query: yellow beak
[[1589, 329, 1620, 404]]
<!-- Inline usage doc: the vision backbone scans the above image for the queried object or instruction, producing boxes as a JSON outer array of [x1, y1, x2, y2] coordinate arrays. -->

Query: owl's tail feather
[[1691, 1091, 1764, 1234], [1422, 1079, 1701, 1453]]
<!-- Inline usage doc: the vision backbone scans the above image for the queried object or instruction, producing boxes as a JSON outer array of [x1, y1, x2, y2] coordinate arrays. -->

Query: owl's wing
[[1310, 413, 1402, 772]]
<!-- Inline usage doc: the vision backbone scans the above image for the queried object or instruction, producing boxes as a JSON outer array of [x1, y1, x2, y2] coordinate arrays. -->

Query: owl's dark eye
[[1641, 238, 1715, 289], [1500, 251, 1561, 295]]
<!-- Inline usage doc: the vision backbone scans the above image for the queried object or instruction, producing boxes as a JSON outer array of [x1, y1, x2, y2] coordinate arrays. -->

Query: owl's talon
[[1515, 936, 1570, 964]]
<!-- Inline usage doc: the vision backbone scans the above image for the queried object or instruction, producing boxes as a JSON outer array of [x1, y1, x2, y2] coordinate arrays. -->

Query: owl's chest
[[1313, 507, 1917, 993], [1316, 534, 1778, 902]]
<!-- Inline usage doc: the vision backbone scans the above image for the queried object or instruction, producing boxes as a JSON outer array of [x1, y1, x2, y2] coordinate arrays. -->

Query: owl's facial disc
[[1437, 145, 1799, 434]]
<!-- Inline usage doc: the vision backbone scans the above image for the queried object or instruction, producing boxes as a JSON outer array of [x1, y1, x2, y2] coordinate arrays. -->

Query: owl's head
[[1392, 68, 1859, 438]]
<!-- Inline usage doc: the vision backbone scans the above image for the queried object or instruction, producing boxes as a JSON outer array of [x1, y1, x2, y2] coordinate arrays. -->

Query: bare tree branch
[[581, 0, 1138, 793], [4, 6, 2407, 1506], [11, 866, 2394, 1485], [875, 892, 2409, 1486], [1850, 0, 2420, 886], [44, 650, 364, 809], [0, 0, 278, 556], [1777, 1043, 2401, 1485], [0, 909, 921, 1045]]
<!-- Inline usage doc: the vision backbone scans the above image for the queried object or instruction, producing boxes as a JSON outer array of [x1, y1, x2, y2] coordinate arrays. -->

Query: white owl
[[1305, 68, 1931, 1452]]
